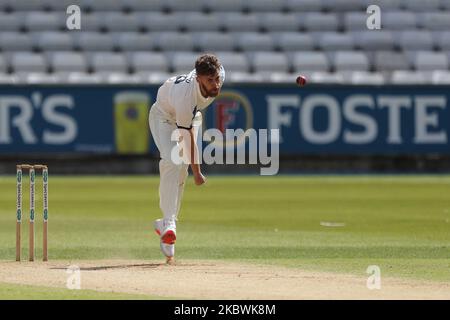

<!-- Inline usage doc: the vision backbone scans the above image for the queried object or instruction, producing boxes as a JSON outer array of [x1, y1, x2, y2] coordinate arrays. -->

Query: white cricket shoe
[[160, 218, 177, 245], [153, 218, 176, 261]]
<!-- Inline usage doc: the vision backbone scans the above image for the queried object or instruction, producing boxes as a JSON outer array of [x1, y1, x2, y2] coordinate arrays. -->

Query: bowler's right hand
[[194, 172, 206, 186]]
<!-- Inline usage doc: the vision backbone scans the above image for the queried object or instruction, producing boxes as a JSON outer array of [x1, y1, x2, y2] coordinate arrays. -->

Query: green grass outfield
[[0, 175, 449, 298]]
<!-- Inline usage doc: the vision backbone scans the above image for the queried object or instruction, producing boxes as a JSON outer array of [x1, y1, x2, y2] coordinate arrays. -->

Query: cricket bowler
[[149, 54, 225, 264]]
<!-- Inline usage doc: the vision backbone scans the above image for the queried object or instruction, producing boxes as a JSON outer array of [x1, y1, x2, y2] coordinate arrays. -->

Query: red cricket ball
[[296, 75, 306, 86]]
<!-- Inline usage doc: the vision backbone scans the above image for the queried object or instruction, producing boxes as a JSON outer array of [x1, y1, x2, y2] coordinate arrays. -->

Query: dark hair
[[195, 54, 221, 76]]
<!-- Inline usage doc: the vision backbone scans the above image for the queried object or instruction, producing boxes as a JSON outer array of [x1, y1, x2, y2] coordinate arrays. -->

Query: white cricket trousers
[[149, 105, 202, 221]]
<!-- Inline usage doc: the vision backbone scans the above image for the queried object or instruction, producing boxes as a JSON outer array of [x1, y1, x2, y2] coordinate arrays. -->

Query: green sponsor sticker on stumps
[[31, 170, 35, 182], [44, 209, 48, 221], [43, 171, 48, 182], [30, 209, 35, 221], [17, 209, 21, 221], [17, 171, 22, 183]]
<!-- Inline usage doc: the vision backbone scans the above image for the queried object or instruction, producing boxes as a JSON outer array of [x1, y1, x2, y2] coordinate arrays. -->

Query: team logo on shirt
[[204, 91, 253, 147]]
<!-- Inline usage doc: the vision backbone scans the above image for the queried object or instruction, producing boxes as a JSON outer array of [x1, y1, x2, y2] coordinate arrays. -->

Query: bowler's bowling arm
[[178, 128, 201, 176]]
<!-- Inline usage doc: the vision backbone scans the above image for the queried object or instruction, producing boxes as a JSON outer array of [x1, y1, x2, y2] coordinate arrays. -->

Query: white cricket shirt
[[152, 67, 225, 129]]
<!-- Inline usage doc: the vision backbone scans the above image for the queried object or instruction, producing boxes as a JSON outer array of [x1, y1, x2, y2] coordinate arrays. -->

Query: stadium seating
[[0, 0, 449, 84]]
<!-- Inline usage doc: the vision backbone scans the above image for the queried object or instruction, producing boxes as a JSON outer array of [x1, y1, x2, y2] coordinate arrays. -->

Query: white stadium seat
[[137, 13, 182, 32], [413, 51, 449, 71], [352, 31, 395, 50], [125, 0, 166, 11], [246, 0, 284, 12], [6, 0, 47, 10], [154, 32, 195, 52], [382, 12, 417, 30], [285, 0, 323, 11], [75, 33, 116, 51], [272, 32, 314, 51], [182, 13, 222, 32], [0, 55, 7, 73], [257, 13, 301, 32], [344, 12, 367, 31], [11, 52, 48, 73], [417, 13, 450, 30], [0, 32, 33, 51], [302, 13, 340, 31], [348, 71, 386, 85], [309, 72, 345, 84], [32, 32, 74, 51], [77, 13, 103, 31], [205, 0, 245, 12], [48, 52, 88, 73], [60, 72, 103, 84], [114, 33, 154, 51], [291, 52, 330, 72], [321, 0, 366, 11], [220, 13, 260, 32], [89, 52, 128, 73], [397, 31, 434, 51], [333, 51, 370, 71], [166, 0, 205, 12], [235, 33, 274, 51], [400, 0, 440, 11], [171, 52, 199, 73], [82, 0, 124, 11], [390, 71, 429, 84], [317, 33, 355, 51], [128, 52, 169, 73], [434, 31, 450, 50], [0, 73, 18, 84], [214, 52, 250, 72], [251, 52, 289, 73], [361, 0, 401, 10], [194, 32, 235, 52], [0, 13, 23, 31], [23, 12, 65, 31], [102, 13, 141, 32], [374, 51, 410, 71], [432, 70, 450, 84]]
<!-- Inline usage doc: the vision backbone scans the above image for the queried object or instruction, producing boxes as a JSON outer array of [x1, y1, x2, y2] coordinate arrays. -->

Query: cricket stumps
[[16, 164, 48, 262]]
